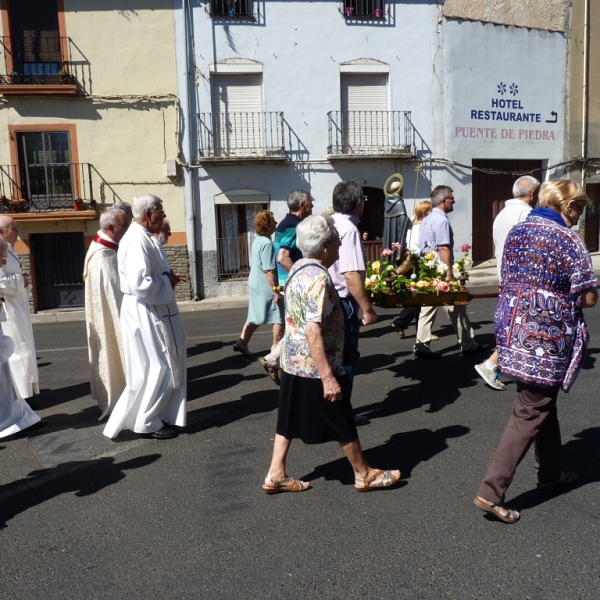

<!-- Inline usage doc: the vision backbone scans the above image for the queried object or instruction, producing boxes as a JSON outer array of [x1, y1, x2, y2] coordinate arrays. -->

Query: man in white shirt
[[475, 175, 540, 390], [0, 216, 39, 402], [104, 194, 186, 440]]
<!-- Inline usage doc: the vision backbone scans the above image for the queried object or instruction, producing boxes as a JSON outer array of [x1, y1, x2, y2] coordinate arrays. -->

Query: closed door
[[472, 159, 543, 261], [341, 73, 388, 151], [31, 233, 85, 311], [211, 74, 262, 155]]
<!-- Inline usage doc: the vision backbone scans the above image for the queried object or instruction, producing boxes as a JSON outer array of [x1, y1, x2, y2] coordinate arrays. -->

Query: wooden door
[[471, 159, 543, 261]]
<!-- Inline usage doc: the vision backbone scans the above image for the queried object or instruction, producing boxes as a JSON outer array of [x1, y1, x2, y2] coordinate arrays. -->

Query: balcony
[[197, 112, 286, 164], [0, 36, 83, 96], [0, 163, 97, 221], [327, 110, 416, 160]]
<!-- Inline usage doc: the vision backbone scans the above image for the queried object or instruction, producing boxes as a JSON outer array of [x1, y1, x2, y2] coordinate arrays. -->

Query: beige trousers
[[414, 305, 476, 353]]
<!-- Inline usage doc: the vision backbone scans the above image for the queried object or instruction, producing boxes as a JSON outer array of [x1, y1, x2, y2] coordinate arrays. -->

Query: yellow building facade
[[0, 0, 189, 311]]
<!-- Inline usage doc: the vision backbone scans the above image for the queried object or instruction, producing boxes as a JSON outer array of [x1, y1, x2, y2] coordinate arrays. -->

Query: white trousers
[[414, 305, 476, 353]]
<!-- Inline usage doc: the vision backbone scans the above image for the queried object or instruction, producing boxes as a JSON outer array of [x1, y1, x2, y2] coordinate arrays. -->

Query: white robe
[[83, 231, 127, 420], [0, 244, 39, 399], [0, 307, 40, 438], [103, 222, 186, 438]]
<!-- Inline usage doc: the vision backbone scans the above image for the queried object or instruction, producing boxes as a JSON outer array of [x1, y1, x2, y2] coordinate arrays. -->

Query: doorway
[[359, 185, 385, 262], [585, 183, 599, 252], [471, 159, 543, 261], [31, 232, 85, 311]]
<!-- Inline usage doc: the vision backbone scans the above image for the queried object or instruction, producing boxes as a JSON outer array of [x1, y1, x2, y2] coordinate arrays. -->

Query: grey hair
[[430, 185, 453, 208], [99, 207, 127, 230], [332, 180, 363, 215], [287, 190, 311, 212], [296, 215, 336, 258], [113, 200, 133, 218], [512, 175, 541, 199], [0, 215, 13, 230], [0, 238, 7, 252], [132, 194, 162, 220]]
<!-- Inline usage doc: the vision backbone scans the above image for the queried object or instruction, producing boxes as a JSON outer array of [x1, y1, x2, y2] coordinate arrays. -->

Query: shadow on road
[[508, 427, 600, 513], [185, 388, 279, 434], [0, 454, 161, 529], [39, 382, 92, 409], [300, 424, 470, 486]]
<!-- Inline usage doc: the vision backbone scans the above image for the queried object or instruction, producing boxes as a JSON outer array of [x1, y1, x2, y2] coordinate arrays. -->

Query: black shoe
[[462, 343, 491, 356], [143, 425, 177, 440], [353, 414, 370, 426], [26, 397, 42, 410], [413, 349, 442, 360]]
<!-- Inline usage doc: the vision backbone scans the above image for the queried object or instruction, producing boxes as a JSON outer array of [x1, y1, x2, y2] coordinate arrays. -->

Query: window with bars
[[210, 0, 253, 17], [344, 0, 385, 18]]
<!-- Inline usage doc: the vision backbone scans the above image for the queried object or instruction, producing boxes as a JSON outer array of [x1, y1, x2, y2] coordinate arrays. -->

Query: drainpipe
[[581, 0, 590, 189], [182, 0, 199, 299]]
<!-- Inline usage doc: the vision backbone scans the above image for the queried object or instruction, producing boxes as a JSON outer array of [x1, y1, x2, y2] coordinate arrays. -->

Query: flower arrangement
[[365, 242, 471, 299]]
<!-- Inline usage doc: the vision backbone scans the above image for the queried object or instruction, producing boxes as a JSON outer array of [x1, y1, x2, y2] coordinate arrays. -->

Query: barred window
[[210, 0, 253, 17], [344, 0, 385, 18]]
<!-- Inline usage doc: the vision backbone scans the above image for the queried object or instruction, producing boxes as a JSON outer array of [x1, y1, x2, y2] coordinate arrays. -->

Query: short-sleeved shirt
[[281, 259, 345, 379], [328, 212, 366, 299], [495, 215, 598, 391], [493, 199, 532, 281], [274, 213, 302, 286], [419, 207, 454, 261]]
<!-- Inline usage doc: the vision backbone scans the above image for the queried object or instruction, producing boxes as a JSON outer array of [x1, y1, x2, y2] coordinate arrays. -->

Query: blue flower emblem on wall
[[509, 83, 519, 96], [497, 82, 507, 95]]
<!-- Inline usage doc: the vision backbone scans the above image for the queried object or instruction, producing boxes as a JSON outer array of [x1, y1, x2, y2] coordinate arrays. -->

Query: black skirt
[[276, 371, 358, 444]]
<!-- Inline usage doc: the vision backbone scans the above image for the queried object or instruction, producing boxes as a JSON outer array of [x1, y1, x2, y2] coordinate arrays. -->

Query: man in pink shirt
[[329, 181, 378, 426]]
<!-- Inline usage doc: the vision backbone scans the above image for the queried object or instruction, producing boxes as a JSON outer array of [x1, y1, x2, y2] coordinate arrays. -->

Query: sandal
[[355, 469, 401, 492], [390, 323, 406, 338], [258, 357, 280, 386], [473, 497, 520, 523], [233, 340, 252, 356], [537, 471, 578, 490], [262, 477, 311, 495]]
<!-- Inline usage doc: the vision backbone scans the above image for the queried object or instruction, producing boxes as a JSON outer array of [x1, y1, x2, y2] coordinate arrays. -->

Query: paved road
[[1, 296, 600, 599]]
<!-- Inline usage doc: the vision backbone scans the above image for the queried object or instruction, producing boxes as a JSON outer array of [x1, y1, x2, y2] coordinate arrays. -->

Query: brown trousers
[[477, 382, 563, 505]]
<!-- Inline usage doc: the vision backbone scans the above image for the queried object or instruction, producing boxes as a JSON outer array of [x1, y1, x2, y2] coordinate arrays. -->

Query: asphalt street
[[1, 294, 600, 599]]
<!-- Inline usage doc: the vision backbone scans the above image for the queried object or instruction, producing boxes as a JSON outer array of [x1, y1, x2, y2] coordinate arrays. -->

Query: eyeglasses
[[153, 209, 166, 217], [443, 197, 455, 202], [360, 195, 368, 203]]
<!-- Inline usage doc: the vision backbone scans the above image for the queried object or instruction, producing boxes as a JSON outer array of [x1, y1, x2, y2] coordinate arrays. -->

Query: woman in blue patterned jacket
[[474, 179, 598, 523]]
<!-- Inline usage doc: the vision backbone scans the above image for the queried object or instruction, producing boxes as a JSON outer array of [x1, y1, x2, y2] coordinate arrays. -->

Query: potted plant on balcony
[[8, 72, 22, 85], [58, 69, 72, 84], [73, 197, 84, 211]]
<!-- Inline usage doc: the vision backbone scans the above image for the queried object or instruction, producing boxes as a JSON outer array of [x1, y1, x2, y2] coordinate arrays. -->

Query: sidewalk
[[30, 252, 600, 324]]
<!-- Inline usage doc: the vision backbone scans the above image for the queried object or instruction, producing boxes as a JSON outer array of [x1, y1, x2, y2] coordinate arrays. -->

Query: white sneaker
[[475, 362, 506, 391]]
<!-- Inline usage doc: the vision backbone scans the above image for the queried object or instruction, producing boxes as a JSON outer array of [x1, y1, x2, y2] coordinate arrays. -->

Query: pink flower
[[391, 242, 402, 251], [461, 243, 471, 252], [381, 248, 393, 256]]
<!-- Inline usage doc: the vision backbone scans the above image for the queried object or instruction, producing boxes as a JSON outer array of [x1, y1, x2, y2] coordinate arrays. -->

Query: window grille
[[343, 0, 385, 18], [210, 0, 253, 18]]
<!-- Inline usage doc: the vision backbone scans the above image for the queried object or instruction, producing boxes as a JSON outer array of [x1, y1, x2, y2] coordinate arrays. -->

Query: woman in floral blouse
[[263, 215, 400, 494], [474, 179, 598, 523]]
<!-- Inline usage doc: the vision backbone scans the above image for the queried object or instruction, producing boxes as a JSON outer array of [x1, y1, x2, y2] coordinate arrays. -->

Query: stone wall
[[443, 0, 567, 32], [164, 244, 193, 302]]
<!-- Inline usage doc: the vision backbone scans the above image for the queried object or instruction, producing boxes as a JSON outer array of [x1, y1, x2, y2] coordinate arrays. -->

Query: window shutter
[[212, 74, 262, 113]]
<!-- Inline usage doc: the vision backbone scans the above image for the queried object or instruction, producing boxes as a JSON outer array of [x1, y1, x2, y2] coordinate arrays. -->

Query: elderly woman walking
[[233, 211, 284, 370], [263, 215, 401, 493], [474, 179, 598, 523]]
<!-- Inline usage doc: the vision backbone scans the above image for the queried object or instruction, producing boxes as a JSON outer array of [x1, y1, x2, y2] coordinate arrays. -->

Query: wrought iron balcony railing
[[0, 163, 94, 213], [327, 110, 415, 158], [216, 234, 256, 280], [343, 0, 386, 18], [0, 36, 88, 91], [197, 111, 286, 162], [209, 0, 253, 17]]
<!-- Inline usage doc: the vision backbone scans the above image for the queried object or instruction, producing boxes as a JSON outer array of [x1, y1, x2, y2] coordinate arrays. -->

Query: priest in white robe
[[83, 207, 130, 420], [0, 216, 39, 400], [104, 194, 186, 440], [0, 239, 45, 438]]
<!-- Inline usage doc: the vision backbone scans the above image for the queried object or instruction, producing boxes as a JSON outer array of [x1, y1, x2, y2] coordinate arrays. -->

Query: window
[[216, 203, 266, 279], [16, 131, 74, 210], [340, 73, 388, 151], [1, 0, 68, 84], [344, 0, 385, 18], [209, 0, 253, 17]]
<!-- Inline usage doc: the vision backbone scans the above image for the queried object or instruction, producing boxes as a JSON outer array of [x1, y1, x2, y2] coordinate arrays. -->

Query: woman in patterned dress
[[474, 179, 598, 523], [262, 215, 400, 494]]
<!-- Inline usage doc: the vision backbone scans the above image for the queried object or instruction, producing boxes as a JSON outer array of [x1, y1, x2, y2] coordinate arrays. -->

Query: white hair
[[0, 215, 14, 231], [112, 201, 132, 218], [99, 207, 126, 230], [296, 215, 336, 258], [132, 194, 162, 220], [513, 176, 540, 199]]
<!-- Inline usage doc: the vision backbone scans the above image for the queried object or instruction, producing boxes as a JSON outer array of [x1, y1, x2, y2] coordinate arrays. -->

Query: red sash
[[93, 233, 119, 252]]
